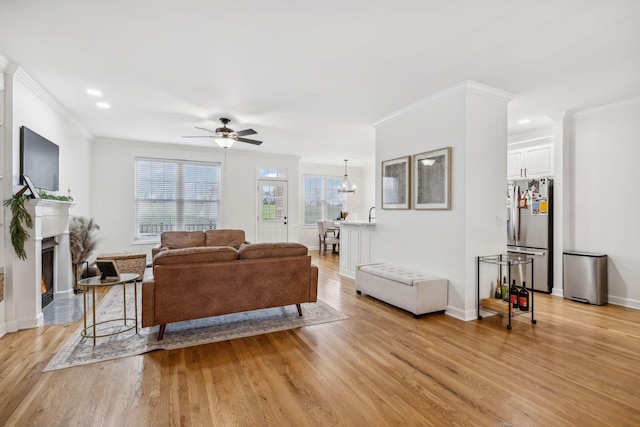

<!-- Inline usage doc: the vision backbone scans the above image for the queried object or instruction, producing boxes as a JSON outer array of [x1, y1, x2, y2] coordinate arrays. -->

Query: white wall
[[372, 81, 511, 320], [1, 64, 92, 335], [571, 99, 640, 308]]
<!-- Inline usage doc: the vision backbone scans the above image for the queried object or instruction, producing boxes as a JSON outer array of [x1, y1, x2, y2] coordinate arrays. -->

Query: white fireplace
[[9, 199, 74, 330]]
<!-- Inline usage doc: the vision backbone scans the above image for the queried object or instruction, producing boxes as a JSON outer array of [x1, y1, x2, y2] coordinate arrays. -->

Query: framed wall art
[[381, 156, 410, 209], [413, 147, 451, 210]]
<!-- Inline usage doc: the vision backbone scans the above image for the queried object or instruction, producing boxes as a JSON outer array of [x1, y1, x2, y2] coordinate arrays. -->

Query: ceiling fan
[[183, 117, 263, 148]]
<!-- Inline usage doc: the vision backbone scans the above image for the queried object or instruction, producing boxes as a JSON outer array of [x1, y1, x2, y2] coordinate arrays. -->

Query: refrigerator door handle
[[509, 248, 545, 256], [512, 184, 520, 242]]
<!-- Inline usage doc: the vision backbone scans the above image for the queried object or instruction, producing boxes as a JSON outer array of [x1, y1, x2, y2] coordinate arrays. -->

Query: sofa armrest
[[151, 244, 162, 259], [141, 270, 156, 327], [309, 264, 319, 302]]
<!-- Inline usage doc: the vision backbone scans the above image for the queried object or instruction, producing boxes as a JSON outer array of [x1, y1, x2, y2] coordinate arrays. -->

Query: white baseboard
[[607, 295, 640, 310], [445, 305, 471, 321]]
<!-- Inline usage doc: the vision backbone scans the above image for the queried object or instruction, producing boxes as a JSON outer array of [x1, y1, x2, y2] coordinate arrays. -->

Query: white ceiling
[[1, 0, 639, 167]]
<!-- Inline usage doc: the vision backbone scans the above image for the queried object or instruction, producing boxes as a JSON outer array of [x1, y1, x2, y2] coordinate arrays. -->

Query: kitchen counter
[[339, 222, 375, 279], [340, 221, 376, 226]]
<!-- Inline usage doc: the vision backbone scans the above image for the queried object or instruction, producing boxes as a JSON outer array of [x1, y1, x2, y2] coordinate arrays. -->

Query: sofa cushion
[[160, 231, 205, 249], [154, 246, 238, 265], [238, 242, 308, 260], [359, 263, 437, 286], [205, 229, 246, 249]]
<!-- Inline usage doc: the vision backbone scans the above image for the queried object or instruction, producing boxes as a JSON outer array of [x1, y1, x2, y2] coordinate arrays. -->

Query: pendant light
[[338, 159, 356, 193]]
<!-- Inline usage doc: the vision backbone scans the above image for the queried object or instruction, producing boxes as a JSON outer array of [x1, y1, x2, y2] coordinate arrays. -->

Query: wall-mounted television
[[20, 126, 60, 191]]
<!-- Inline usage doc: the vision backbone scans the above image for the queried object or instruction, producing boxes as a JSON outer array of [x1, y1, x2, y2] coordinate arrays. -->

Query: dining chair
[[317, 221, 340, 255]]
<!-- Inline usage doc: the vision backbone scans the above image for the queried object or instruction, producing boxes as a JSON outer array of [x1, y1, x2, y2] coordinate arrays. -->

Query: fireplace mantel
[[7, 199, 75, 331]]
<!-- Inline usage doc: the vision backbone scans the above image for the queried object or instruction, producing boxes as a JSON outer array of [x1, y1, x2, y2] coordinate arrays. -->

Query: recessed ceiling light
[[96, 102, 111, 109], [518, 119, 531, 124], [87, 88, 103, 97]]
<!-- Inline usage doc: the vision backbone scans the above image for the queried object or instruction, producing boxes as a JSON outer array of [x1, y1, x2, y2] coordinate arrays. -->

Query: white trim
[[8, 65, 93, 139], [572, 97, 640, 118], [507, 136, 553, 150], [372, 80, 514, 127], [608, 295, 640, 310], [444, 305, 469, 321], [0, 51, 9, 74]]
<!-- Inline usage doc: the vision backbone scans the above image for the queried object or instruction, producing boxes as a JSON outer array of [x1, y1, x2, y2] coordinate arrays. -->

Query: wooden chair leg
[[296, 304, 302, 316], [158, 324, 166, 340]]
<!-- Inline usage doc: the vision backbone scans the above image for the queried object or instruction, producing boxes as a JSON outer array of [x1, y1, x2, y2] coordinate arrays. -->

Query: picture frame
[[413, 147, 451, 210], [381, 156, 410, 209], [22, 175, 41, 199]]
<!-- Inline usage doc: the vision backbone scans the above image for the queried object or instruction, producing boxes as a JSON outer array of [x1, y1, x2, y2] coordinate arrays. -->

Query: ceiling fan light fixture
[[214, 136, 235, 149]]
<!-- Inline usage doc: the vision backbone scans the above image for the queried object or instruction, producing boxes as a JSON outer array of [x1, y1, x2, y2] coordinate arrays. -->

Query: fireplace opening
[[42, 237, 56, 308]]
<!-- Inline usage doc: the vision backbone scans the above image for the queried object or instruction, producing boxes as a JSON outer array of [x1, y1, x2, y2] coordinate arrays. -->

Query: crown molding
[[0, 52, 9, 72], [547, 111, 573, 122], [8, 64, 93, 138], [372, 80, 514, 128], [572, 97, 640, 119]]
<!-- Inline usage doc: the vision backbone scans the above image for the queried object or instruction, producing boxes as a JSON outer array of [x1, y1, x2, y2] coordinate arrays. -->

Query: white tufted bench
[[356, 263, 448, 318]]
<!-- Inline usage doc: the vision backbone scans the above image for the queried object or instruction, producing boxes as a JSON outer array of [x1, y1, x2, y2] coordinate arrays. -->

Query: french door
[[257, 180, 288, 242]]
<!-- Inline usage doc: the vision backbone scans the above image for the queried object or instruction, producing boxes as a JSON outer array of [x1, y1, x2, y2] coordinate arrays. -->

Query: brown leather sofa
[[151, 229, 249, 258], [143, 237, 319, 340]]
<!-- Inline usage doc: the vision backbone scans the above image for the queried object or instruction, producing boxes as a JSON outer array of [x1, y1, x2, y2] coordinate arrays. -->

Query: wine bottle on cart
[[510, 280, 519, 309], [519, 281, 529, 312], [502, 276, 509, 302]]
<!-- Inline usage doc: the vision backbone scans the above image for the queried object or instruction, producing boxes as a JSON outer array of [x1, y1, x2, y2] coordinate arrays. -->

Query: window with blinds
[[303, 175, 344, 225], [134, 158, 221, 241]]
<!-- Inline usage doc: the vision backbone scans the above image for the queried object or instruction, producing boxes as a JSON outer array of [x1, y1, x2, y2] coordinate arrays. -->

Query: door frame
[[256, 178, 289, 242]]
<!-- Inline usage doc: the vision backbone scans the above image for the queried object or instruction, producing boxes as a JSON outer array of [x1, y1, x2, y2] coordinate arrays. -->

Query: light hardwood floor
[[1, 253, 639, 426]]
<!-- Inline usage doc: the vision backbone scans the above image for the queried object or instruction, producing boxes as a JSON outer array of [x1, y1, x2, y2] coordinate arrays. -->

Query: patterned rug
[[44, 283, 348, 371]]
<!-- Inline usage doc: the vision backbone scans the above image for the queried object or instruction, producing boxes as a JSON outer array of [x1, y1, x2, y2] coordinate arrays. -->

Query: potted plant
[[69, 216, 100, 292]]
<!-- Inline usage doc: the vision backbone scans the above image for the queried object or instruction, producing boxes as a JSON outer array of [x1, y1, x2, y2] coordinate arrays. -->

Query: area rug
[[44, 284, 348, 372]]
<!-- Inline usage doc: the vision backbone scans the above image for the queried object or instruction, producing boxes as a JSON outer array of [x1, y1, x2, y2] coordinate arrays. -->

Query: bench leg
[[158, 324, 166, 340], [296, 304, 302, 316]]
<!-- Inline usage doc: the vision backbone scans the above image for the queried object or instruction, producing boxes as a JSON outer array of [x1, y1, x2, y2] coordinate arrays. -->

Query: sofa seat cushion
[[160, 231, 205, 250], [359, 263, 437, 287], [205, 229, 246, 249], [154, 246, 238, 265], [238, 242, 308, 260]]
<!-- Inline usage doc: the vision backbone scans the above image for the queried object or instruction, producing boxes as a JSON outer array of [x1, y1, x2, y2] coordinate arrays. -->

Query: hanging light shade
[[338, 159, 356, 193], [214, 135, 236, 149]]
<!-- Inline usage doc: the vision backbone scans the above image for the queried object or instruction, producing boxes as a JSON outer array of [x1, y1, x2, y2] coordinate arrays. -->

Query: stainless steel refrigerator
[[507, 177, 553, 292]]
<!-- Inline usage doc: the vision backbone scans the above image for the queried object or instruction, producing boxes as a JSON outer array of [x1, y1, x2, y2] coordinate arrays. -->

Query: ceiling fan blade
[[236, 128, 257, 137], [237, 137, 263, 145], [182, 135, 213, 138], [194, 126, 216, 133]]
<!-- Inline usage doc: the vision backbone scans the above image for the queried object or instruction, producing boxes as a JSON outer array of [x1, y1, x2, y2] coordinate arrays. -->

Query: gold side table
[[78, 273, 140, 345]]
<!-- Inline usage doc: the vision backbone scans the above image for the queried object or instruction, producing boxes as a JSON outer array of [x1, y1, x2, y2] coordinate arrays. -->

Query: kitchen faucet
[[368, 206, 376, 223]]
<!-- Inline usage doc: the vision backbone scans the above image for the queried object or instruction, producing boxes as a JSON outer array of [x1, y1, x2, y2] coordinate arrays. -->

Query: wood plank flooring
[[1, 253, 639, 426]]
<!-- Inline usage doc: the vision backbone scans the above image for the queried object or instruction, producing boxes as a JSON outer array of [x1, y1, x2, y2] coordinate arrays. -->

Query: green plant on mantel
[[3, 194, 33, 260], [2, 190, 73, 260], [39, 191, 74, 202]]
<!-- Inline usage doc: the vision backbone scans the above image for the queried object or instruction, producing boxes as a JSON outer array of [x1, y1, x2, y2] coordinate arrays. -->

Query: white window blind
[[303, 175, 344, 226], [134, 158, 221, 241]]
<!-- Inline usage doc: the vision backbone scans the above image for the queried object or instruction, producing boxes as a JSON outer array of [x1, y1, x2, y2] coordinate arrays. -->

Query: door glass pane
[[261, 184, 285, 221]]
